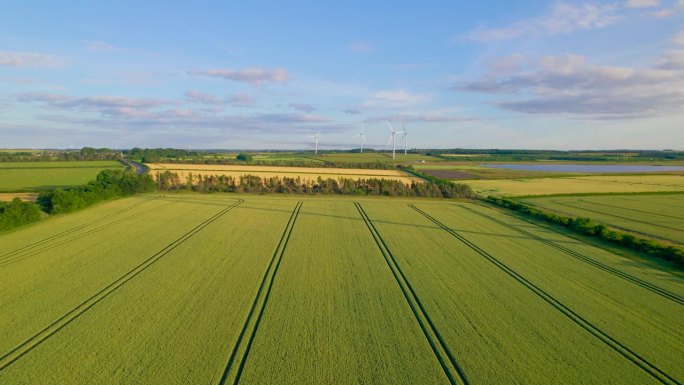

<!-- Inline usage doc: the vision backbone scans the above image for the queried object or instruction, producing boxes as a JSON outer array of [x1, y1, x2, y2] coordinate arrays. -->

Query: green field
[[521, 194, 684, 244], [0, 161, 124, 192], [312, 152, 444, 163], [0, 194, 681, 384], [464, 175, 684, 196]]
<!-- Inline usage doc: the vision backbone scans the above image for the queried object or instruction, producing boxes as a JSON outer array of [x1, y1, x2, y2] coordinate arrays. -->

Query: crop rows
[[521, 194, 684, 244], [457, 203, 683, 304], [355, 202, 468, 385], [218, 201, 302, 385], [0, 195, 681, 384], [409, 204, 678, 385], [0, 199, 243, 371], [0, 199, 166, 267]]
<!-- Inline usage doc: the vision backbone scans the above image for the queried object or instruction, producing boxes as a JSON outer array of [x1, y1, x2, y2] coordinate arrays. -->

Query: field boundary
[[547, 199, 683, 233], [217, 201, 302, 385], [509, 191, 684, 199], [409, 203, 680, 385], [520, 200, 682, 245], [552, 198, 684, 221], [0, 199, 244, 372], [0, 200, 174, 268], [355, 202, 469, 385], [0, 198, 155, 262], [457, 203, 684, 305]]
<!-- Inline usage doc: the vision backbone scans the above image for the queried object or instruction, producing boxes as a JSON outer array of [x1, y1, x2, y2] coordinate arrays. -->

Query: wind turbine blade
[[386, 121, 395, 133]]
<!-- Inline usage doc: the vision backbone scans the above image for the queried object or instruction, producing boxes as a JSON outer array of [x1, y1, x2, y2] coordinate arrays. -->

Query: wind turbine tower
[[386, 121, 399, 159], [356, 125, 366, 154], [400, 122, 408, 155], [310, 130, 321, 155]]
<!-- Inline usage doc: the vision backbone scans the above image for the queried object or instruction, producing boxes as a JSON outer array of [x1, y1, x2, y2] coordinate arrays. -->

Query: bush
[[236, 153, 253, 162], [0, 198, 42, 231]]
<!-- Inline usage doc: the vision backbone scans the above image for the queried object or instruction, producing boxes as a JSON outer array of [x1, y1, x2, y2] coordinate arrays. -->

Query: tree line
[[0, 147, 122, 162], [156, 171, 474, 198], [486, 196, 684, 268], [38, 169, 156, 214]]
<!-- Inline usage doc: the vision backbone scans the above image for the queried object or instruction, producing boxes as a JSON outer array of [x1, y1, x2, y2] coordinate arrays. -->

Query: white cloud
[[185, 90, 222, 105], [625, 0, 660, 8], [365, 113, 477, 123], [0, 51, 62, 68], [363, 90, 428, 108], [187, 67, 290, 84], [650, 9, 673, 17], [454, 52, 684, 118], [228, 94, 256, 108], [465, 3, 618, 42]]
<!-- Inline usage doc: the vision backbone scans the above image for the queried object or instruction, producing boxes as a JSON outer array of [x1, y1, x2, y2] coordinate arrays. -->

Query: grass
[[0, 161, 125, 192], [464, 175, 684, 196], [520, 194, 684, 244], [146, 163, 420, 183], [0, 194, 682, 384]]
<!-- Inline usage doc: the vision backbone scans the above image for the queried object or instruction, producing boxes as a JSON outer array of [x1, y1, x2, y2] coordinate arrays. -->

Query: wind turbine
[[386, 121, 399, 159], [356, 125, 366, 153], [399, 122, 408, 155], [310, 130, 321, 155]]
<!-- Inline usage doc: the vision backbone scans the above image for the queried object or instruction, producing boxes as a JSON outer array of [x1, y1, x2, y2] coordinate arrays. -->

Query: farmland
[[463, 175, 684, 196], [0, 194, 681, 384], [0, 161, 125, 192], [146, 163, 420, 184], [521, 194, 684, 244]]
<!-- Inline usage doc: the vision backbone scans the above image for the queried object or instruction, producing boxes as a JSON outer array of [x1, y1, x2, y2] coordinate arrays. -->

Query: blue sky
[[1, 0, 683, 150]]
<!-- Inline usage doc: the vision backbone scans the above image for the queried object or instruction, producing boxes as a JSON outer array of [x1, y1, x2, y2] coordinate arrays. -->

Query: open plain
[[0, 194, 681, 384]]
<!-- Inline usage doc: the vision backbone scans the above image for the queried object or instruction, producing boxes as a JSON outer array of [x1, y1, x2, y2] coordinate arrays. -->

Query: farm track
[[0, 201, 173, 268], [550, 200, 683, 233], [355, 202, 469, 385], [409, 204, 681, 385], [0, 198, 153, 262], [218, 201, 302, 385], [458, 204, 684, 305], [0, 199, 244, 372]]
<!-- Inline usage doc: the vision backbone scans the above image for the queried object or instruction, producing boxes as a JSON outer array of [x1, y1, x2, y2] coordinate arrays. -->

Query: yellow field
[[0, 193, 38, 202], [466, 175, 684, 196], [146, 163, 419, 184]]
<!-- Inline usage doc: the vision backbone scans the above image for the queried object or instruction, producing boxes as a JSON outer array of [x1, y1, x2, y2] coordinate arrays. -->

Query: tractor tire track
[[217, 201, 302, 385], [0, 201, 174, 268], [573, 199, 684, 222], [355, 202, 469, 385], [456, 203, 684, 305], [0, 199, 243, 372], [0, 198, 154, 262], [550, 200, 683, 233], [409, 203, 681, 385]]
